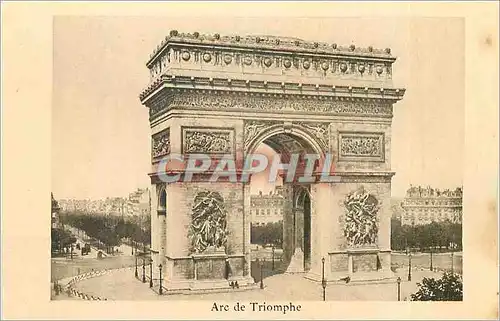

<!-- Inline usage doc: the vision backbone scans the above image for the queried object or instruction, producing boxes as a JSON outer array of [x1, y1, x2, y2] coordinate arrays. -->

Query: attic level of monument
[[139, 31, 405, 106], [146, 32, 396, 67]]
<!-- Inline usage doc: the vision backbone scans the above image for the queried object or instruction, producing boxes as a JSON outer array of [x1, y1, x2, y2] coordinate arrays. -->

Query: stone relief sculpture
[[244, 120, 272, 150], [184, 130, 232, 154], [340, 134, 383, 157], [151, 130, 170, 158], [148, 92, 175, 117], [343, 187, 379, 247], [301, 123, 329, 151], [167, 92, 393, 116], [188, 191, 229, 254]]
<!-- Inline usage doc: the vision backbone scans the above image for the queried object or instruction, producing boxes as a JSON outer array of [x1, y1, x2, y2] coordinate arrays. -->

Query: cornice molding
[[140, 75, 405, 103]]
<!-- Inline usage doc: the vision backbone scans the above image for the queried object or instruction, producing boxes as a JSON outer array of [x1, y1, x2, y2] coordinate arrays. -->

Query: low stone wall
[[391, 262, 462, 275]]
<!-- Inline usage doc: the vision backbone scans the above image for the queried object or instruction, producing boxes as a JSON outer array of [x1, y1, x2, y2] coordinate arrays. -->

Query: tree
[[411, 272, 463, 301], [250, 221, 283, 247], [391, 218, 462, 253], [390, 217, 405, 250], [51, 193, 60, 213], [51, 228, 76, 254]]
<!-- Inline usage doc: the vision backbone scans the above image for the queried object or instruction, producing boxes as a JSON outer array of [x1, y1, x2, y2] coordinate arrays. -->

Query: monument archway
[[246, 128, 321, 278], [141, 31, 405, 291]]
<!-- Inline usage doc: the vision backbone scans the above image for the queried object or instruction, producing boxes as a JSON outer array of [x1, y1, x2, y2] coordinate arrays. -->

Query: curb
[[62, 266, 134, 301]]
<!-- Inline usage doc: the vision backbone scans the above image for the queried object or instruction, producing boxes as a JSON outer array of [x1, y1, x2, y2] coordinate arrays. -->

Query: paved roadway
[[72, 266, 444, 301], [51, 255, 136, 282], [61, 253, 462, 301], [67, 227, 135, 257], [52, 245, 462, 300]]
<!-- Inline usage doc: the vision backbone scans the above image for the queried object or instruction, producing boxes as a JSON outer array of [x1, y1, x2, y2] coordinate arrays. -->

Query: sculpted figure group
[[343, 187, 379, 247], [189, 191, 228, 254]]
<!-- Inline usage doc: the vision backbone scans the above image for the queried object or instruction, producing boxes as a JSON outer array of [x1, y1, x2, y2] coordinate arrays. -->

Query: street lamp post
[[430, 248, 433, 272], [135, 253, 138, 278], [397, 277, 401, 301], [450, 241, 457, 274], [321, 257, 326, 301], [450, 233, 458, 274], [158, 264, 163, 295], [451, 250, 454, 273], [70, 244, 73, 260], [259, 259, 264, 289], [149, 259, 153, 288], [272, 246, 275, 271], [407, 252, 412, 282], [142, 258, 146, 283]]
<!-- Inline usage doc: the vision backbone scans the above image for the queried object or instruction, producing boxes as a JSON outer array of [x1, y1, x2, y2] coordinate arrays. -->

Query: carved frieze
[[343, 187, 379, 247], [188, 190, 228, 254], [338, 132, 385, 162], [165, 91, 393, 117], [182, 127, 234, 154], [151, 129, 170, 159], [148, 91, 175, 117]]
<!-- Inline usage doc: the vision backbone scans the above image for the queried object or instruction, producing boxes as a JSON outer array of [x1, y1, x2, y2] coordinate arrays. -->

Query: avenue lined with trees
[[391, 217, 462, 252], [251, 221, 283, 247], [57, 210, 151, 255]]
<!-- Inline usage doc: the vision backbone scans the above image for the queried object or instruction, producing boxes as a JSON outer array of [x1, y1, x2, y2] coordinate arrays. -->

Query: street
[[52, 251, 463, 301], [67, 264, 445, 301]]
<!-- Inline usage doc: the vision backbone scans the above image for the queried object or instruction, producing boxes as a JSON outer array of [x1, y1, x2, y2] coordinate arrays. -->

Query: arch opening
[[158, 187, 167, 214], [248, 130, 317, 282]]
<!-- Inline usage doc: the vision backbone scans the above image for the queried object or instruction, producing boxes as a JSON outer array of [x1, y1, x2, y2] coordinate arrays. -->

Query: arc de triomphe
[[139, 31, 405, 292]]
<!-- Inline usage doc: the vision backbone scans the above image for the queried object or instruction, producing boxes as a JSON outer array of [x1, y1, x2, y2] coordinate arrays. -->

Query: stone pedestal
[[342, 248, 394, 283], [162, 251, 256, 292]]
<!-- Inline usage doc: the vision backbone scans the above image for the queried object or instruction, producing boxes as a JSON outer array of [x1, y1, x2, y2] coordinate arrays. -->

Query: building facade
[[126, 188, 151, 221], [57, 188, 150, 219], [251, 187, 284, 226], [401, 186, 463, 225], [51, 193, 61, 229]]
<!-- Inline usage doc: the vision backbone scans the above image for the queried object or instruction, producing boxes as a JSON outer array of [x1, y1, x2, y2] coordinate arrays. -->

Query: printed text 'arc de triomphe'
[[140, 31, 406, 291]]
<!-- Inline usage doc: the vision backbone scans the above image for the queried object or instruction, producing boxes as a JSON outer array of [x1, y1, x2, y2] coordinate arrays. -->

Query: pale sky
[[52, 17, 464, 200]]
